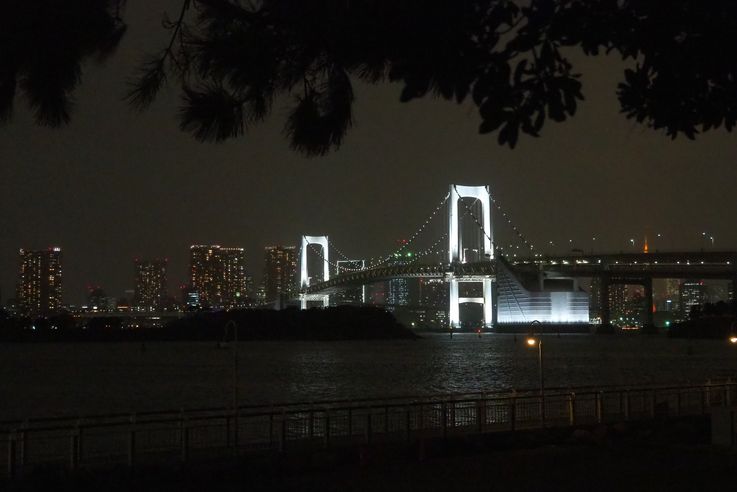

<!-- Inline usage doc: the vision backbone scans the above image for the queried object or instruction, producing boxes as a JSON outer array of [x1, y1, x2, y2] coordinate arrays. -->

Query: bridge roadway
[[302, 261, 496, 295], [509, 251, 737, 281], [305, 251, 737, 295], [302, 251, 737, 328], [511, 251, 737, 328]]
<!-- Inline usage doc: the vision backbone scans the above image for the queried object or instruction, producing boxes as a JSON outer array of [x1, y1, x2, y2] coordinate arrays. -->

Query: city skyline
[[3, 1, 737, 306], [4, 231, 734, 307]]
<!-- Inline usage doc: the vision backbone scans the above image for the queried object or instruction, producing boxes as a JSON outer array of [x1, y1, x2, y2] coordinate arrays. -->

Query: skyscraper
[[190, 245, 247, 309], [263, 245, 297, 302], [16, 247, 63, 317], [679, 280, 707, 319], [133, 259, 168, 311]]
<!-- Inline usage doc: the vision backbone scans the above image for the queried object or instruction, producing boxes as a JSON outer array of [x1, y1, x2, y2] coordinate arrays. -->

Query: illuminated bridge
[[296, 184, 592, 328], [294, 183, 736, 329], [303, 262, 496, 295]]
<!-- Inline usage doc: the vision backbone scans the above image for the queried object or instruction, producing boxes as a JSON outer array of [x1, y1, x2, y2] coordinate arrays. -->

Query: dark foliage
[[5, 1, 737, 155], [124, 0, 737, 154], [0, 0, 126, 126]]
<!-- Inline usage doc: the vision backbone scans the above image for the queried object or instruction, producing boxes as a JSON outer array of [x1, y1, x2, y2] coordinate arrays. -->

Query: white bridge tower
[[447, 185, 495, 329], [299, 235, 330, 309]]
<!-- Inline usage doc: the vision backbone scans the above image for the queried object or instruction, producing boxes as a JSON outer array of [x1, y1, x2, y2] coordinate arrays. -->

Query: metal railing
[[3, 379, 734, 479]]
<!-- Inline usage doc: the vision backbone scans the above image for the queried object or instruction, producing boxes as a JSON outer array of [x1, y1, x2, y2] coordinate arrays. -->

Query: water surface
[[1, 333, 735, 420]]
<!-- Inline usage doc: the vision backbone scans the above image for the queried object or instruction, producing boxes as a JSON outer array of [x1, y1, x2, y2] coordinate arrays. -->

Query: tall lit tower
[[133, 258, 168, 311], [190, 245, 247, 309], [17, 247, 63, 317], [263, 245, 297, 302]]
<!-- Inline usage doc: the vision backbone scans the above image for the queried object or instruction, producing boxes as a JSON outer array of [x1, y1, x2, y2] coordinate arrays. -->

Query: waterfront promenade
[[3, 379, 735, 480]]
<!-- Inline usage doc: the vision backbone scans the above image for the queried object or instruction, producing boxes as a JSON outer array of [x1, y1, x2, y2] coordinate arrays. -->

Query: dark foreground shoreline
[[0, 306, 418, 343]]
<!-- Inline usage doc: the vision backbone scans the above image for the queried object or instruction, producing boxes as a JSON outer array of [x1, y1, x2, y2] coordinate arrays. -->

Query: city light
[[526, 337, 537, 346]]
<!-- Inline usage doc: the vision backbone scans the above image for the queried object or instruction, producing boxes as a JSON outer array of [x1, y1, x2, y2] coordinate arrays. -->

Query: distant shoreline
[[0, 306, 418, 342]]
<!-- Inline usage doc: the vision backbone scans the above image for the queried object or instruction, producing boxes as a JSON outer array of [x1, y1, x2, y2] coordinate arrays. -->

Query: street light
[[526, 320, 544, 425]]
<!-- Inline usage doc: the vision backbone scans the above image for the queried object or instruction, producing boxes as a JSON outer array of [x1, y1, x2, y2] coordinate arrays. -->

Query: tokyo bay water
[[2, 333, 736, 421]]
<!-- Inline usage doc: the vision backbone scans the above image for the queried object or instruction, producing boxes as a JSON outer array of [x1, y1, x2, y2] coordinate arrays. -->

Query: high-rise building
[[16, 247, 63, 317], [190, 245, 247, 309], [133, 259, 168, 311], [418, 278, 448, 328], [679, 279, 707, 319], [263, 245, 297, 302], [608, 284, 628, 326]]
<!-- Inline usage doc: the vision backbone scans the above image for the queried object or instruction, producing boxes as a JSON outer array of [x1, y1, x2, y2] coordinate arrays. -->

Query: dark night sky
[[2, 1, 737, 304]]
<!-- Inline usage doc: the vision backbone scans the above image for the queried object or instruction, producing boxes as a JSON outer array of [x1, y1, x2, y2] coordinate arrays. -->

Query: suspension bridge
[[296, 184, 591, 328], [292, 183, 737, 329]]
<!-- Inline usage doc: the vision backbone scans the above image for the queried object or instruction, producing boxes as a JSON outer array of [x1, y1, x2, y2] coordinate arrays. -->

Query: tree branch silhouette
[[4, 1, 737, 158]]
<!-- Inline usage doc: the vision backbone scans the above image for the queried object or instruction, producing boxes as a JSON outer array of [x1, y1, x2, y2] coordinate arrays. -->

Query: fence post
[[441, 402, 448, 439], [19, 420, 28, 470], [568, 392, 576, 426], [366, 410, 372, 444], [181, 418, 189, 463], [347, 406, 353, 441], [650, 390, 656, 418], [623, 391, 630, 421], [706, 379, 712, 408], [728, 378, 734, 406], [225, 413, 231, 448], [308, 410, 314, 440], [702, 385, 708, 414], [128, 413, 136, 467], [233, 406, 239, 450], [178, 409, 185, 451], [70, 428, 80, 470], [269, 412, 275, 447], [723, 381, 730, 407], [406, 406, 412, 443], [324, 410, 331, 448], [596, 391, 604, 423], [76, 419, 84, 466], [509, 396, 517, 431], [385, 406, 390, 434], [477, 399, 486, 434], [280, 411, 287, 452], [418, 404, 424, 431], [7, 432, 16, 480], [676, 390, 682, 416]]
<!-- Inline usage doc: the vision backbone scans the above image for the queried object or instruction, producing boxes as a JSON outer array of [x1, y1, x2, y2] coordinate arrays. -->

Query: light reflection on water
[[1, 333, 736, 420]]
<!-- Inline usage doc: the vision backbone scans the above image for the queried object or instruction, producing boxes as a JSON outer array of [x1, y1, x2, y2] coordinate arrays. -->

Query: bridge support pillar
[[449, 279, 460, 329], [448, 277, 494, 329], [483, 278, 493, 328], [491, 281, 498, 327]]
